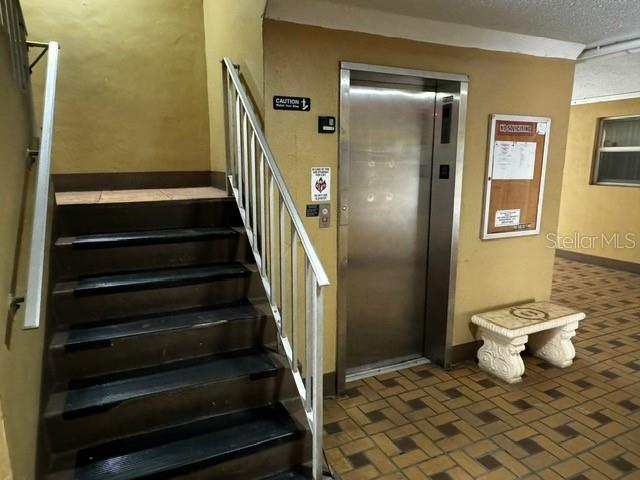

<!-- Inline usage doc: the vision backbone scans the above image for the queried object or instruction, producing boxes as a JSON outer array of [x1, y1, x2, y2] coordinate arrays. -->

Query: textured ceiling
[[573, 53, 640, 101], [324, 0, 640, 45]]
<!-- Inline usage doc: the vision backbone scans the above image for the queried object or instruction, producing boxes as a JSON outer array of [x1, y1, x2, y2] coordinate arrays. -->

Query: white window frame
[[592, 114, 640, 187]]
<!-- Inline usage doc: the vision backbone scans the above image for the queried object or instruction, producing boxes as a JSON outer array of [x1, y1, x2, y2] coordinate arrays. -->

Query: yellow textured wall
[[22, 0, 210, 173], [263, 20, 575, 369], [0, 33, 44, 480], [0, 405, 11, 480], [557, 99, 640, 264], [202, 0, 266, 172]]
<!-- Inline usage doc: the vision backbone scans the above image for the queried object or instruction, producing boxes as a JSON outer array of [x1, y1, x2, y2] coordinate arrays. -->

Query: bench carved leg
[[528, 321, 578, 368], [476, 328, 527, 384]]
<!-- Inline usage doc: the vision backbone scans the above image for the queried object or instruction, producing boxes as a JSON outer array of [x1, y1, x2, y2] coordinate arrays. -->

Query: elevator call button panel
[[319, 204, 331, 228]]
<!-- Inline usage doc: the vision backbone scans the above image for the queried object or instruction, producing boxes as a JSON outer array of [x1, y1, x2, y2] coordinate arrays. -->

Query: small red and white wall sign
[[311, 167, 331, 202]]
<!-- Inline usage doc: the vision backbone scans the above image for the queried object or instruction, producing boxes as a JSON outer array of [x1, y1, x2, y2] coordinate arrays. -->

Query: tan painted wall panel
[[557, 99, 640, 264], [202, 0, 266, 172], [22, 0, 210, 173], [0, 32, 44, 480], [0, 404, 11, 479], [263, 20, 575, 369]]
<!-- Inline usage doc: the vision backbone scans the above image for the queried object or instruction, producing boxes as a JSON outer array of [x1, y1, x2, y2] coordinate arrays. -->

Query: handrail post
[[235, 97, 243, 204], [221, 69, 233, 195], [242, 114, 249, 216], [250, 133, 258, 244], [23, 41, 59, 329], [305, 261, 313, 412], [279, 202, 287, 339], [312, 282, 324, 479], [290, 232, 299, 374], [268, 177, 278, 323], [259, 154, 267, 277]]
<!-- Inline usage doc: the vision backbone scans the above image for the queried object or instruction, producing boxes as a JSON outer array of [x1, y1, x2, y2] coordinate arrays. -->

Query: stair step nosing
[[56, 227, 240, 249], [62, 305, 264, 349], [71, 407, 299, 480], [53, 263, 251, 296], [64, 318, 230, 349], [54, 352, 279, 417], [75, 270, 248, 294]]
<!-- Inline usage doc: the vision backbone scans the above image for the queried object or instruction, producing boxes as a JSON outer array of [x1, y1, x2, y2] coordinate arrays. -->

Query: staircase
[[38, 194, 312, 479]]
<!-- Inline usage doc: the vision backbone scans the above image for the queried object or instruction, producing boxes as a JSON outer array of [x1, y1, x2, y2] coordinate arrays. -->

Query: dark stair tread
[[62, 262, 250, 295], [52, 348, 277, 417], [56, 226, 239, 248], [58, 302, 265, 350], [67, 403, 300, 480]]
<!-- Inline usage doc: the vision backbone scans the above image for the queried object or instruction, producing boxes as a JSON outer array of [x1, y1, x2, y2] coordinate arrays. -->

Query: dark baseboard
[[209, 171, 228, 190], [52, 171, 227, 192], [556, 249, 640, 274], [323, 371, 337, 397], [450, 341, 480, 365]]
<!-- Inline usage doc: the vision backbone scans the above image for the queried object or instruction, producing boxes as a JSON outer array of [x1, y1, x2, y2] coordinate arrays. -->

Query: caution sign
[[273, 96, 311, 111], [311, 167, 330, 202]]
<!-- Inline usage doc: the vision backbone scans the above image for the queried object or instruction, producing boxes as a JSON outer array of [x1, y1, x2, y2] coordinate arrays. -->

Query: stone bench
[[471, 301, 585, 384]]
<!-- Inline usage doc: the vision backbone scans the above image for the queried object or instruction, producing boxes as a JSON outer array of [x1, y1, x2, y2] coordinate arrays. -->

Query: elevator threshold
[[345, 355, 430, 383]]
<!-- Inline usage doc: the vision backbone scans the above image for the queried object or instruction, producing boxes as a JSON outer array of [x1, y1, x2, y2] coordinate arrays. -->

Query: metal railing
[[222, 57, 329, 479], [2, 0, 59, 329], [23, 40, 59, 329]]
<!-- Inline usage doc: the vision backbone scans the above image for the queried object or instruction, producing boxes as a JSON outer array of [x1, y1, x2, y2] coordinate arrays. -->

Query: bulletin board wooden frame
[[481, 114, 551, 240]]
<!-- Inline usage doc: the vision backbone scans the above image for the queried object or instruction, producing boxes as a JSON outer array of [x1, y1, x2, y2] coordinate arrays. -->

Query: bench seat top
[[471, 301, 585, 338]]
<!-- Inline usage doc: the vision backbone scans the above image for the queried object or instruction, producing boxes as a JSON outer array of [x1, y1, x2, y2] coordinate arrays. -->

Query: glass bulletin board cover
[[481, 114, 551, 239]]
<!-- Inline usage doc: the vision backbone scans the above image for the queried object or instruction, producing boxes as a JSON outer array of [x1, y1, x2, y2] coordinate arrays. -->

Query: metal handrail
[[223, 58, 329, 288], [23, 41, 59, 329], [222, 57, 328, 479]]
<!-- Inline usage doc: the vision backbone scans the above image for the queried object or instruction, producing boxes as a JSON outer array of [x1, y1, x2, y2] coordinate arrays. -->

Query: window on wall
[[593, 115, 640, 186]]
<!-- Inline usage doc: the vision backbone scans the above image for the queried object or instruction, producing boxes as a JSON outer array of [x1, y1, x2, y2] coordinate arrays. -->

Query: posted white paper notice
[[495, 209, 521, 227], [492, 141, 537, 180], [536, 122, 548, 135], [311, 167, 331, 201]]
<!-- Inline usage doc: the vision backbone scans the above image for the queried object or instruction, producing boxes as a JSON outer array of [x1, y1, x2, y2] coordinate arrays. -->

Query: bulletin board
[[481, 114, 551, 240]]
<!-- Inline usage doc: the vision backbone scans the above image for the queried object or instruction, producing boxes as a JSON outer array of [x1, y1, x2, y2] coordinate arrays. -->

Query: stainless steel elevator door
[[345, 80, 436, 372]]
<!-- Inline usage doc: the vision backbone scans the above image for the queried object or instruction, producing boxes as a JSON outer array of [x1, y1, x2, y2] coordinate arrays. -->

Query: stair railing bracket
[[27, 148, 39, 164], [9, 295, 25, 313]]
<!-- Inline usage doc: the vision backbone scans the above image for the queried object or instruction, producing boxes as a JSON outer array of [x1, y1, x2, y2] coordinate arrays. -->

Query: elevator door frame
[[337, 62, 469, 394]]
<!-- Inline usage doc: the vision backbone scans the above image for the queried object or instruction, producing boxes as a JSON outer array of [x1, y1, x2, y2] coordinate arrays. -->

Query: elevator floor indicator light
[[273, 95, 311, 111]]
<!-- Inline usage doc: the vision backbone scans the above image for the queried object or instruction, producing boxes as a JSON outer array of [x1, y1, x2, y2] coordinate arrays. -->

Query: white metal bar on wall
[[23, 41, 59, 329], [2, 0, 59, 329], [222, 57, 329, 479]]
